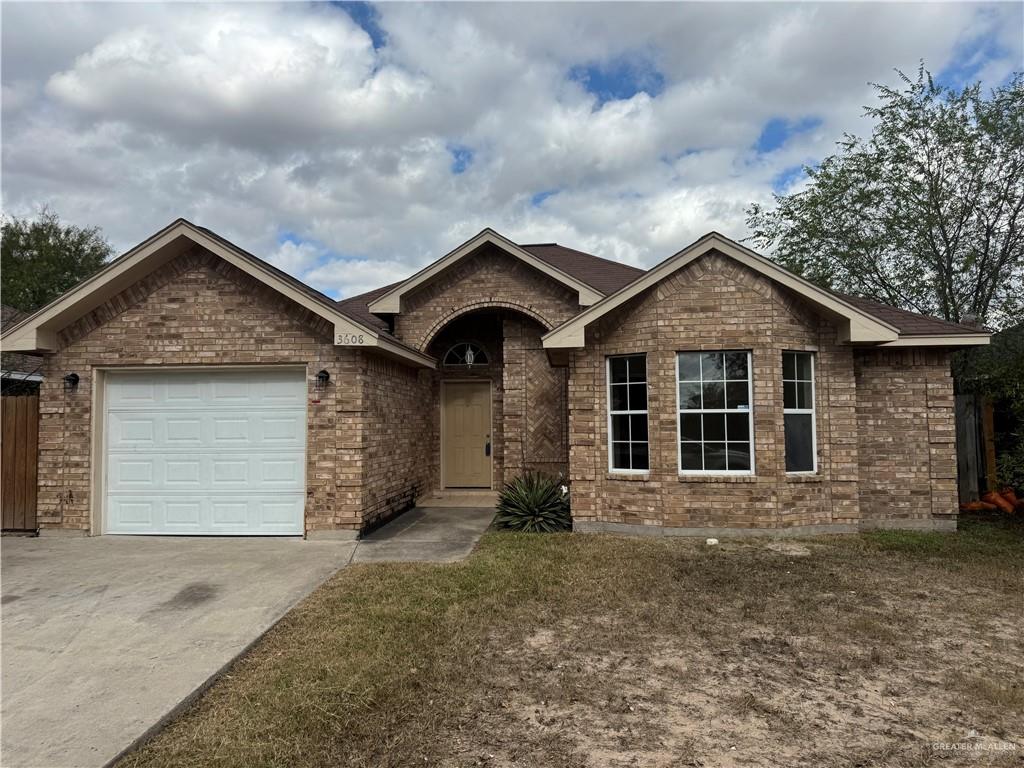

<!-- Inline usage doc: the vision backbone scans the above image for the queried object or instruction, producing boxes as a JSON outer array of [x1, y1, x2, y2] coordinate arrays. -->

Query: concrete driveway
[[1, 536, 354, 768]]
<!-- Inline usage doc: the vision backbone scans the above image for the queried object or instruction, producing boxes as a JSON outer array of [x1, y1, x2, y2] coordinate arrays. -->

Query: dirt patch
[[763, 540, 813, 557]]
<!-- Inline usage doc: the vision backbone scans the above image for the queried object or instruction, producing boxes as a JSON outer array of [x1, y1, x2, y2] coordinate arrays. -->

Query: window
[[607, 355, 649, 472], [677, 351, 753, 473], [783, 351, 816, 472], [443, 341, 489, 367]]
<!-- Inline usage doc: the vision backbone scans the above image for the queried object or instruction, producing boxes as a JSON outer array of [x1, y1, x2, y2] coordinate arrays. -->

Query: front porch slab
[[352, 507, 494, 563]]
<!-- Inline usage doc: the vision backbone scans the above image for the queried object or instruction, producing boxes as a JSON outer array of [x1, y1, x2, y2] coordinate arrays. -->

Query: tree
[[746, 67, 1024, 330], [1, 209, 113, 313]]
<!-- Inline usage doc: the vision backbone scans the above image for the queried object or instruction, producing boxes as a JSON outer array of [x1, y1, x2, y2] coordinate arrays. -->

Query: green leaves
[[495, 472, 571, 533], [747, 66, 1024, 330], [1, 208, 113, 313]]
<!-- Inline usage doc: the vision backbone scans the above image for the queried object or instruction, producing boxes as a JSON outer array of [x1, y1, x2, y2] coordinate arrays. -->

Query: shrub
[[495, 473, 570, 533]]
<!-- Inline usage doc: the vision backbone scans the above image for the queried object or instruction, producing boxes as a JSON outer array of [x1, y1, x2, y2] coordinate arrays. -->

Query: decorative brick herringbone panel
[[525, 347, 568, 471]]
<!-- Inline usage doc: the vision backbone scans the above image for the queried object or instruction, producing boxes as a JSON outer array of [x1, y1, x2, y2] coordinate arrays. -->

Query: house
[[0, 219, 990, 538]]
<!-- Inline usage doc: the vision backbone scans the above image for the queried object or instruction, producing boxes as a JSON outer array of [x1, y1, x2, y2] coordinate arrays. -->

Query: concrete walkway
[[1, 536, 353, 768], [353, 506, 494, 563]]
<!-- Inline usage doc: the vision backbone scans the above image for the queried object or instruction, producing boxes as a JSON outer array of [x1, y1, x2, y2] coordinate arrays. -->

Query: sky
[[2, 2, 1022, 299]]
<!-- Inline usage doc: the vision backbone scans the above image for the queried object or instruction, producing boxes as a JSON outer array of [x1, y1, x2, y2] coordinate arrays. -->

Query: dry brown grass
[[119, 515, 1023, 768]]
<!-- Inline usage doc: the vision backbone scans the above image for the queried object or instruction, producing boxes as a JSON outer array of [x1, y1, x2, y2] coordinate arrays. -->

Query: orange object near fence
[[982, 491, 1016, 514], [959, 501, 998, 512]]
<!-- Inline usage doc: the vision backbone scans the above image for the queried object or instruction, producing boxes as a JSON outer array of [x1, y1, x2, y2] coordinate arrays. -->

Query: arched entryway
[[425, 308, 568, 492]]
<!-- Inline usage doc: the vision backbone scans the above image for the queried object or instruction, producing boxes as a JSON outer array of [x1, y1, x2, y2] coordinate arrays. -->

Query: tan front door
[[442, 381, 492, 488]]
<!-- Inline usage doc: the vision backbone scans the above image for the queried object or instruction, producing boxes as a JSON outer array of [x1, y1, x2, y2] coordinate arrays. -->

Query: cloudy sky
[[2, 2, 1021, 299]]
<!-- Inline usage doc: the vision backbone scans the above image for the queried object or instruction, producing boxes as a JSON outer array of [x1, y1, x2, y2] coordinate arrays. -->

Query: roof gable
[[543, 232, 990, 350], [0, 220, 434, 367], [366, 229, 604, 314]]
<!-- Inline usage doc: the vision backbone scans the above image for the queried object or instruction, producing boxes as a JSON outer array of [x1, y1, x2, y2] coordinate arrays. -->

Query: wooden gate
[[1, 393, 39, 531]]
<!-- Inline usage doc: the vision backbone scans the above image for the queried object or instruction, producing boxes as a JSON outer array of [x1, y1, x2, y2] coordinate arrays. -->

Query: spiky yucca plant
[[495, 472, 570, 533]]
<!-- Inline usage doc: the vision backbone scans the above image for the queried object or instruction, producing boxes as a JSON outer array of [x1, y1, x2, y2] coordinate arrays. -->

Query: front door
[[442, 381, 491, 488]]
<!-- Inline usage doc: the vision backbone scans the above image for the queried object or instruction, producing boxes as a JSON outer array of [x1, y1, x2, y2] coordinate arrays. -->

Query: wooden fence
[[1, 393, 39, 531]]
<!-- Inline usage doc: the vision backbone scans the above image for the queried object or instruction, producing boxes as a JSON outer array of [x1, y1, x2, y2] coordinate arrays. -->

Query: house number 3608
[[336, 333, 366, 345]]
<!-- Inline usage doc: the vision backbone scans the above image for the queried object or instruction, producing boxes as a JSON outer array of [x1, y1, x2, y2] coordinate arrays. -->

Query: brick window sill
[[606, 472, 652, 482], [785, 473, 823, 483], [677, 474, 758, 484]]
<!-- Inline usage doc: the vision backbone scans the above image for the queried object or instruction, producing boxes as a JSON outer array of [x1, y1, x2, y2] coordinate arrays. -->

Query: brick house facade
[[1, 220, 988, 538]]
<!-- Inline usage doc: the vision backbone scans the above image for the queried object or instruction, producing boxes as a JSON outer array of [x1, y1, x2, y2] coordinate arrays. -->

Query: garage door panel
[[107, 411, 304, 450], [105, 369, 306, 535], [166, 417, 203, 446], [165, 500, 202, 527], [108, 452, 304, 493], [260, 497, 305, 526], [107, 495, 304, 535]]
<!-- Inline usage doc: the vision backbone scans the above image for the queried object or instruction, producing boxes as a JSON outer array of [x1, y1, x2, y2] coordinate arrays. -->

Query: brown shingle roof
[[833, 294, 986, 336], [519, 243, 645, 296], [336, 281, 401, 332]]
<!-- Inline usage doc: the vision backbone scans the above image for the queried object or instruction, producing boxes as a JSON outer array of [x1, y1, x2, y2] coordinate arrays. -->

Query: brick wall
[[359, 356, 433, 527], [854, 348, 957, 527]]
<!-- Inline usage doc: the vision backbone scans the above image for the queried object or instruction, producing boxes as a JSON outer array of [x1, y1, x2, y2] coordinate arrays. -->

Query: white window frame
[[606, 354, 649, 474], [783, 351, 818, 474], [676, 350, 755, 476]]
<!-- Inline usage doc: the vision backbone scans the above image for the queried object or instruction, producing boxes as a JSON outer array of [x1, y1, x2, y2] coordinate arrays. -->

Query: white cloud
[[2, 2, 1020, 297]]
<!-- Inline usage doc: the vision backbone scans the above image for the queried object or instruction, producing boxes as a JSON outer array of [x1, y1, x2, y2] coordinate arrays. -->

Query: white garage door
[[104, 368, 306, 535]]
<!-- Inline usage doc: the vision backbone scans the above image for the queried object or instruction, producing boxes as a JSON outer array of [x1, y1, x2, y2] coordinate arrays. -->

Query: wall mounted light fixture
[[315, 369, 330, 391], [63, 372, 80, 391]]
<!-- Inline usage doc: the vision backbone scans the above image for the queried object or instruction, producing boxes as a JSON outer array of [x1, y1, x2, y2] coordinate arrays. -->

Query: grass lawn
[[121, 516, 1023, 768]]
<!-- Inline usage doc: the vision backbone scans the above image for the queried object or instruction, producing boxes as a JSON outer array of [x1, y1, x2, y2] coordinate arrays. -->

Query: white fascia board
[[879, 334, 991, 347], [367, 229, 603, 314]]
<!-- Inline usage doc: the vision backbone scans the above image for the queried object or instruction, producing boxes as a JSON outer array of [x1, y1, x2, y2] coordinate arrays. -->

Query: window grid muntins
[[607, 354, 649, 472], [783, 351, 817, 473], [677, 351, 754, 474]]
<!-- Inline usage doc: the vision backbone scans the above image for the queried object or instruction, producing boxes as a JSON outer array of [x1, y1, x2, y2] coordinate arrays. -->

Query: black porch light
[[315, 369, 330, 390], [63, 372, 80, 391]]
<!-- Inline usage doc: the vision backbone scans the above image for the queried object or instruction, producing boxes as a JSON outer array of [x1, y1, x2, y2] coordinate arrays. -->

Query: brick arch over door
[[418, 300, 554, 352]]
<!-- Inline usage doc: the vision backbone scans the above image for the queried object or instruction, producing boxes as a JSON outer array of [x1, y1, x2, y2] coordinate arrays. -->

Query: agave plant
[[495, 472, 571, 533]]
